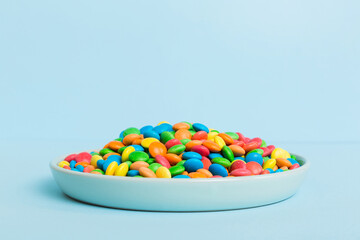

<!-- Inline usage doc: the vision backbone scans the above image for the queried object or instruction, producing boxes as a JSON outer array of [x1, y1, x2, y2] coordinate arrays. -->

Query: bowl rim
[[50, 152, 310, 183]]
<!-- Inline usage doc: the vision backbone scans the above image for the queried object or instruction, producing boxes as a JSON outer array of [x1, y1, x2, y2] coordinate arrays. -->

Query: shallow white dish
[[50, 153, 309, 211]]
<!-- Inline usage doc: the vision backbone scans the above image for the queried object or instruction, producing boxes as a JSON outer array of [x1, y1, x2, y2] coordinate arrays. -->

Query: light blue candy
[[208, 164, 227, 177], [69, 160, 76, 168], [234, 156, 245, 161], [143, 130, 160, 140], [192, 123, 209, 133], [275, 169, 284, 173], [173, 175, 191, 178], [184, 159, 204, 172], [75, 165, 84, 172], [119, 130, 125, 138], [288, 158, 299, 165], [245, 152, 263, 165], [153, 123, 173, 134], [140, 125, 153, 134], [97, 159, 105, 170], [208, 153, 223, 160], [265, 168, 275, 173], [182, 151, 202, 160], [130, 145, 145, 152], [127, 170, 140, 177], [106, 155, 121, 164]]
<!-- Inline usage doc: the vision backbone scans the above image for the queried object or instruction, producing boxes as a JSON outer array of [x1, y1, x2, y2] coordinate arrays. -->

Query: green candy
[[168, 144, 186, 155], [180, 139, 191, 145], [247, 149, 264, 156], [291, 155, 296, 160], [133, 175, 144, 178], [114, 138, 123, 142], [91, 169, 104, 174], [148, 163, 162, 173], [91, 152, 100, 156], [129, 151, 149, 162], [99, 148, 114, 156], [221, 146, 234, 161], [169, 165, 185, 176], [147, 158, 155, 164], [210, 129, 219, 133], [260, 140, 267, 148], [212, 157, 231, 168], [124, 161, 132, 168], [225, 132, 239, 140], [123, 127, 140, 137], [117, 146, 127, 154], [176, 160, 186, 166], [160, 131, 175, 143], [263, 156, 270, 162], [189, 129, 196, 136]]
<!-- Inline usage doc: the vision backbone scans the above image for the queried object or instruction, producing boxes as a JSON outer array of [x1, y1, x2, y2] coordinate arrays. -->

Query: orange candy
[[123, 134, 143, 146], [149, 142, 167, 157], [83, 165, 95, 173], [139, 167, 157, 178], [218, 133, 234, 145], [108, 141, 125, 151], [276, 158, 292, 168], [130, 161, 149, 170], [202, 140, 221, 152], [188, 172, 207, 178], [185, 140, 203, 151], [243, 141, 258, 153], [75, 162, 89, 167], [228, 145, 245, 156], [196, 169, 213, 178], [164, 153, 182, 166], [172, 122, 190, 131], [175, 129, 192, 140]]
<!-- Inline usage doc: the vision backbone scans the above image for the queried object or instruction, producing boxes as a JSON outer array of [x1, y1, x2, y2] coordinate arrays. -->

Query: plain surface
[[1, 141, 359, 239], [0, 0, 359, 142]]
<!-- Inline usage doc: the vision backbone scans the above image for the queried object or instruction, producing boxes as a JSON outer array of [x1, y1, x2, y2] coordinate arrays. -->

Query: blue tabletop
[[1, 140, 359, 240]]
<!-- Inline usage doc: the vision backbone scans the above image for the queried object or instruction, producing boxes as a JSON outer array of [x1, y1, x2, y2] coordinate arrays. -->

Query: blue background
[[0, 0, 359, 239]]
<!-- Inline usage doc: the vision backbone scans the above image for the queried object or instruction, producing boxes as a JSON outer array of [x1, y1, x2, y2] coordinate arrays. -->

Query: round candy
[[168, 144, 186, 155], [183, 159, 204, 172], [271, 148, 291, 159], [122, 146, 136, 162], [149, 142, 167, 157], [212, 157, 231, 168], [245, 152, 264, 166], [192, 123, 209, 133], [262, 158, 276, 170], [202, 140, 221, 152], [105, 161, 118, 175], [75, 152, 92, 163], [208, 164, 228, 177], [173, 175, 190, 178], [191, 145, 210, 156], [169, 165, 185, 176], [165, 139, 182, 149], [129, 151, 149, 162], [115, 163, 129, 176], [127, 170, 139, 177], [141, 138, 159, 148], [246, 161, 262, 175], [221, 146, 234, 161], [123, 127, 140, 137], [139, 167, 157, 178], [148, 163, 162, 173], [230, 168, 252, 177], [155, 155, 171, 168], [143, 130, 160, 140], [130, 161, 149, 171], [182, 151, 202, 160], [156, 166, 171, 178]]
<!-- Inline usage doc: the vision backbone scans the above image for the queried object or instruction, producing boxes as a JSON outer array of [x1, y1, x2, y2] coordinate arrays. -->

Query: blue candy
[[245, 152, 263, 165], [75, 165, 84, 172], [287, 158, 299, 165], [106, 155, 121, 164], [127, 170, 140, 177], [173, 175, 191, 178], [130, 145, 145, 152], [192, 123, 209, 133], [184, 159, 204, 172], [182, 151, 202, 160], [97, 159, 105, 170], [234, 156, 245, 161], [71, 168, 80, 172], [265, 168, 275, 173], [153, 123, 173, 134], [143, 130, 160, 140], [275, 169, 284, 173], [119, 130, 125, 139], [208, 164, 228, 177], [208, 153, 223, 160], [140, 125, 153, 134], [69, 160, 76, 168]]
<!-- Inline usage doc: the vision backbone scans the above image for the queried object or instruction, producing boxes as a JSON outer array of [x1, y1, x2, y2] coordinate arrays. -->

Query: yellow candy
[[105, 161, 118, 175], [115, 163, 129, 176], [263, 158, 276, 169], [122, 146, 135, 162], [214, 136, 226, 149], [156, 166, 171, 178], [207, 131, 218, 141], [271, 148, 291, 160], [91, 155, 103, 168], [157, 121, 170, 125], [141, 138, 160, 148], [58, 161, 70, 168]]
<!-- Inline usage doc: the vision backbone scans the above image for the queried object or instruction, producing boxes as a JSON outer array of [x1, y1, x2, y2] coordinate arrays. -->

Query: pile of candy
[[58, 121, 301, 178]]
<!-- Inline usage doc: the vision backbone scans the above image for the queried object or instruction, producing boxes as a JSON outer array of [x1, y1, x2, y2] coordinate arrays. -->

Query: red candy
[[155, 155, 171, 168], [165, 139, 182, 149], [192, 131, 208, 140], [191, 145, 210, 156], [230, 168, 252, 176], [246, 161, 263, 175], [290, 163, 300, 170], [75, 152, 92, 163], [230, 160, 246, 172], [64, 154, 77, 162], [201, 156, 212, 170]]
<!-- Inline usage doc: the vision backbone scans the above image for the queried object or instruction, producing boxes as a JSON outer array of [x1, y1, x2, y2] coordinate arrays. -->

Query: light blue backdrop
[[1, 0, 359, 144]]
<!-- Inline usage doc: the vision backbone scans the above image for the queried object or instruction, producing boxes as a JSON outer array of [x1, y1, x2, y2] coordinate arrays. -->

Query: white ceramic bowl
[[50, 153, 309, 211]]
